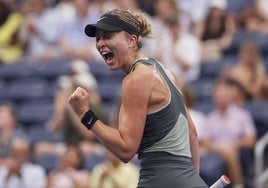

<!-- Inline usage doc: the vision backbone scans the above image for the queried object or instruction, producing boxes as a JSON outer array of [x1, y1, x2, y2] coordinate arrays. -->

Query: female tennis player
[[68, 9, 208, 188]]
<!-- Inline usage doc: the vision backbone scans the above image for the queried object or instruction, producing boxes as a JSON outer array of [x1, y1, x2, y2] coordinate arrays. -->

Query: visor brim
[[85, 23, 122, 37]]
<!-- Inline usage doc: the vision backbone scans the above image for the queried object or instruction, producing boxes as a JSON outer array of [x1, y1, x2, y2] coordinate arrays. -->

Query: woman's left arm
[[186, 109, 200, 172]]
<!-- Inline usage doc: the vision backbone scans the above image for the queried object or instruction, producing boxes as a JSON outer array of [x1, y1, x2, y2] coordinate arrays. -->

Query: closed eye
[[96, 30, 116, 41]]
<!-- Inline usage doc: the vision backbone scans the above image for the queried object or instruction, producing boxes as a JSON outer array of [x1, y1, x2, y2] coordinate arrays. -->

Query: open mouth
[[101, 51, 114, 62]]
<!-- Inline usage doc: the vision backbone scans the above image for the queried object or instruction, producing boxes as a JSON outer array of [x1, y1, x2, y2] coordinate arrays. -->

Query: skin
[[68, 29, 200, 171], [201, 83, 256, 185], [47, 146, 89, 188]]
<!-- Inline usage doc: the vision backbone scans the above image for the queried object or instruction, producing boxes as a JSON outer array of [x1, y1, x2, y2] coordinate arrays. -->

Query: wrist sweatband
[[81, 110, 99, 130]]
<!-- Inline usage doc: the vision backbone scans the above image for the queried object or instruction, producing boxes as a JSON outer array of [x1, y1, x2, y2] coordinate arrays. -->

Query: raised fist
[[68, 87, 90, 117]]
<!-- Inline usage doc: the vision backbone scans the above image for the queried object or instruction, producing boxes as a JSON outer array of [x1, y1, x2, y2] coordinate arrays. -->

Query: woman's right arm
[[68, 73, 152, 162]]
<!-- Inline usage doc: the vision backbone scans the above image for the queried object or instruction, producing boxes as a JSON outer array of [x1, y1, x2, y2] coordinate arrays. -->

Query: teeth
[[101, 52, 110, 55]]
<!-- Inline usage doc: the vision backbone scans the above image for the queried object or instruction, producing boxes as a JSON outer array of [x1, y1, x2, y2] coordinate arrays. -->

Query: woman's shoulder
[[122, 61, 160, 95]]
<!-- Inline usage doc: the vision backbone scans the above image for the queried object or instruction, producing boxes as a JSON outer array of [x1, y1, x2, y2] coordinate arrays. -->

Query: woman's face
[[95, 30, 134, 71], [61, 147, 81, 169], [239, 45, 259, 66], [213, 83, 231, 111]]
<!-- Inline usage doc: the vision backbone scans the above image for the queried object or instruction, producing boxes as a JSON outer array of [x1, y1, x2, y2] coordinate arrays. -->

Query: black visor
[[85, 13, 140, 37]]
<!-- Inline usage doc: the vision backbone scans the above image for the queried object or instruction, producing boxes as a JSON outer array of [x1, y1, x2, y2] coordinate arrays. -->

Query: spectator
[[175, 0, 210, 35], [154, 0, 179, 23], [34, 59, 107, 157], [0, 104, 27, 159], [0, 139, 47, 188], [21, 0, 61, 63], [90, 149, 139, 188], [0, 1, 24, 63], [57, 0, 101, 62], [136, 0, 155, 16], [201, 80, 256, 188], [144, 0, 177, 61], [160, 15, 202, 85], [262, 76, 268, 100], [199, 0, 236, 61], [98, 0, 140, 12], [182, 85, 225, 186], [245, 0, 268, 34], [47, 145, 89, 188], [221, 41, 267, 106], [235, 0, 268, 34], [50, 59, 108, 144]]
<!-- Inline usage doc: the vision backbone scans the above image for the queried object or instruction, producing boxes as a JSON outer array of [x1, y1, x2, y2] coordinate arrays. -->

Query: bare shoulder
[[120, 64, 155, 111], [122, 64, 155, 93]]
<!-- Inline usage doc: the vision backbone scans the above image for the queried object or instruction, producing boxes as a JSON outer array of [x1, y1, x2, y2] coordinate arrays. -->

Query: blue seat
[[0, 62, 36, 81], [230, 31, 268, 55], [7, 78, 56, 102], [89, 62, 111, 81], [244, 101, 268, 139], [34, 153, 60, 173], [0, 80, 9, 100], [193, 100, 214, 114], [262, 56, 268, 72], [83, 153, 106, 171], [200, 62, 223, 79], [29, 125, 64, 144], [89, 62, 124, 83], [200, 153, 225, 186], [188, 79, 215, 103], [18, 100, 54, 125], [35, 59, 71, 79], [98, 81, 121, 104], [227, 0, 254, 14]]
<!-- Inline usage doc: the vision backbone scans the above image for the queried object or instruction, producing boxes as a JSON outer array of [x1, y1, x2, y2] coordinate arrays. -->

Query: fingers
[[68, 87, 90, 116], [68, 87, 85, 101]]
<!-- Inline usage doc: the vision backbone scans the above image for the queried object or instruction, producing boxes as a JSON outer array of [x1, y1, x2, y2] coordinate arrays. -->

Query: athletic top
[[129, 58, 191, 162]]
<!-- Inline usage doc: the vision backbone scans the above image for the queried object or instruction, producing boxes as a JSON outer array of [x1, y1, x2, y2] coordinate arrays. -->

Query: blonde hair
[[107, 9, 152, 49], [240, 41, 265, 73]]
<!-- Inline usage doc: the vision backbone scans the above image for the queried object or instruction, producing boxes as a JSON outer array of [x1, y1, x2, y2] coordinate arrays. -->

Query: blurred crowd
[[0, 0, 268, 188]]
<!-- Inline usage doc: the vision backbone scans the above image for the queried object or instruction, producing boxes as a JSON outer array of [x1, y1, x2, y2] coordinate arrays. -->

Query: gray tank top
[[129, 58, 191, 160]]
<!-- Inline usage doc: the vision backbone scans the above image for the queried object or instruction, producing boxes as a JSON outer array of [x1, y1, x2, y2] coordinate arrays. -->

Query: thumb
[[79, 87, 88, 95]]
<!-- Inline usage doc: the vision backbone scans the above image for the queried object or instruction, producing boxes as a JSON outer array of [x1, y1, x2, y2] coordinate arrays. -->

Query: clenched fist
[[68, 87, 91, 117]]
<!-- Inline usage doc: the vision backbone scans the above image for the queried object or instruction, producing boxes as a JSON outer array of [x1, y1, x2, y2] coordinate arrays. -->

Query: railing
[[255, 132, 268, 188]]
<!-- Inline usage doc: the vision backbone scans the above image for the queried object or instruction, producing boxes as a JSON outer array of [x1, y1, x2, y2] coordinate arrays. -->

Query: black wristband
[[81, 110, 99, 130]]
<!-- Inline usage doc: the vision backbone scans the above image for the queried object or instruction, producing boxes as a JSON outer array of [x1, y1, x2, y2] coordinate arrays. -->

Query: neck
[[124, 51, 146, 74]]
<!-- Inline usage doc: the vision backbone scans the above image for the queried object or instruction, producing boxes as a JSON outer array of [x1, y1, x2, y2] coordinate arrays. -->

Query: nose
[[96, 37, 106, 48]]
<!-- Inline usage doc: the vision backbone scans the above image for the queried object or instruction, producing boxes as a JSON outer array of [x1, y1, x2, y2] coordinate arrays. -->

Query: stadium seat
[[18, 100, 54, 125], [229, 30, 268, 55], [227, 0, 254, 14], [89, 62, 111, 81], [35, 59, 71, 80], [0, 62, 36, 81], [34, 153, 60, 173], [7, 78, 57, 102], [244, 101, 268, 139], [28, 125, 64, 145], [262, 55, 268, 72], [83, 153, 106, 171], [188, 79, 215, 103], [200, 153, 225, 186], [193, 100, 214, 114], [200, 62, 224, 79], [97, 81, 121, 104], [0, 80, 9, 100], [89, 62, 125, 83]]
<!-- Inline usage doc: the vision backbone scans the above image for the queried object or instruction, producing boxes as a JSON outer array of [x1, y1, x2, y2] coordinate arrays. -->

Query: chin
[[107, 62, 121, 71], [108, 65, 119, 71]]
